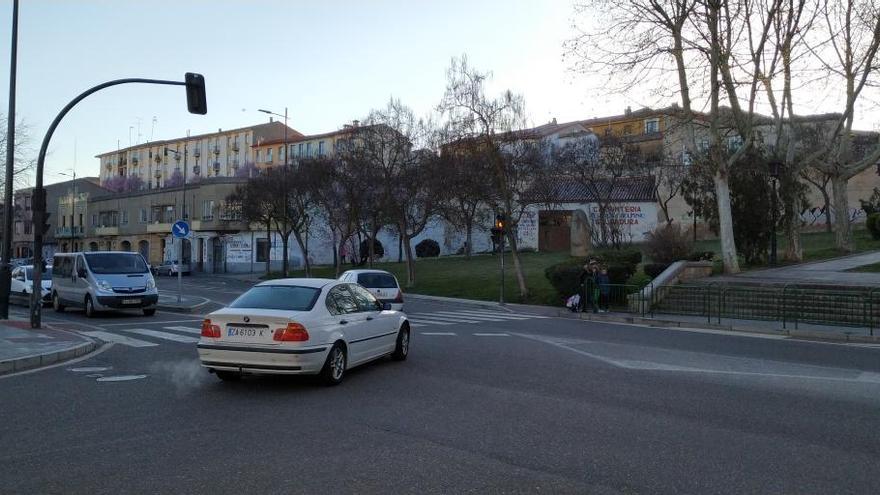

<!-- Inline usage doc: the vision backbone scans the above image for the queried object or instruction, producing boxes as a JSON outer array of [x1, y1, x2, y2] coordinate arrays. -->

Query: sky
[[0, 0, 877, 187]]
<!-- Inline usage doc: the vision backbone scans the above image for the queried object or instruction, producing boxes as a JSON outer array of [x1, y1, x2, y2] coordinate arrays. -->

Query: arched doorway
[[138, 240, 149, 261], [121, 240, 131, 252], [181, 239, 192, 264], [212, 237, 223, 273], [88, 242, 98, 252]]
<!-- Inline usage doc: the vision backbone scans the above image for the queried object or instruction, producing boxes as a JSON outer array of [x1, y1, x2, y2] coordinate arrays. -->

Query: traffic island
[[0, 321, 101, 375]]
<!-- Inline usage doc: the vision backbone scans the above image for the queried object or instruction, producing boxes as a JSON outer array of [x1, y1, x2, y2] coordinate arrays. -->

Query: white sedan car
[[11, 265, 52, 305], [197, 278, 411, 385], [339, 269, 404, 311]]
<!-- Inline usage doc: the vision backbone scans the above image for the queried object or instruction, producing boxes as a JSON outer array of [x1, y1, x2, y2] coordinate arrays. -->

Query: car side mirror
[[382, 302, 393, 311]]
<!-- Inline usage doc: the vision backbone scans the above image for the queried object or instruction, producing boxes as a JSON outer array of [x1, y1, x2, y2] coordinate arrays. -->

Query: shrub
[[625, 271, 653, 292], [544, 262, 584, 299], [415, 238, 440, 258], [644, 224, 693, 263], [688, 251, 715, 261], [867, 213, 880, 240], [859, 187, 880, 215], [606, 263, 636, 285], [643, 262, 670, 279], [591, 248, 642, 266]]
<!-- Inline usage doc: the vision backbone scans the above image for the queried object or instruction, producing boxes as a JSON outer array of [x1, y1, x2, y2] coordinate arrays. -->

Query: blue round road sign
[[172, 220, 190, 238]]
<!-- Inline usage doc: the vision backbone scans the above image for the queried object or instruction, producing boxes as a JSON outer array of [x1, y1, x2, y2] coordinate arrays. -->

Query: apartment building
[[250, 122, 360, 171], [95, 121, 301, 189]]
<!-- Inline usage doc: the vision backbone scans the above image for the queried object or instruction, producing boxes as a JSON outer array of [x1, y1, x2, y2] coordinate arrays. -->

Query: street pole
[[499, 232, 505, 305], [178, 141, 187, 304], [770, 176, 778, 265], [30, 76, 196, 328], [0, 0, 20, 319]]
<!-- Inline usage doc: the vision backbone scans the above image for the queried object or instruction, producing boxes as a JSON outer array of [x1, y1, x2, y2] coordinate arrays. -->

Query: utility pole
[[0, 0, 20, 319]]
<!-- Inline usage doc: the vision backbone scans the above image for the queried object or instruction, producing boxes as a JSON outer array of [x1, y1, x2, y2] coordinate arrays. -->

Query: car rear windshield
[[84, 253, 149, 274], [26, 267, 52, 280], [357, 273, 398, 288], [228, 286, 321, 311]]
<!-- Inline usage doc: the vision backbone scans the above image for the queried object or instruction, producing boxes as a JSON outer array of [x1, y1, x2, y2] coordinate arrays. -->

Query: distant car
[[339, 269, 404, 311], [152, 260, 191, 276], [197, 278, 410, 385], [10, 265, 52, 304]]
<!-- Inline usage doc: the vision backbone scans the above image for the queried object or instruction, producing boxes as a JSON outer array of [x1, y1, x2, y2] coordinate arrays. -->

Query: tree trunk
[[265, 219, 272, 276], [398, 233, 403, 263], [831, 175, 853, 251], [465, 219, 473, 258], [336, 236, 346, 278], [332, 230, 340, 277], [280, 231, 290, 277], [713, 171, 741, 274], [505, 229, 528, 300], [402, 234, 416, 287], [821, 188, 832, 233], [292, 230, 310, 277], [784, 206, 803, 262]]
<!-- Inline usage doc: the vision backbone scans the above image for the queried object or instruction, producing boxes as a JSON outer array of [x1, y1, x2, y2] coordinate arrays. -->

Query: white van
[[52, 251, 158, 317]]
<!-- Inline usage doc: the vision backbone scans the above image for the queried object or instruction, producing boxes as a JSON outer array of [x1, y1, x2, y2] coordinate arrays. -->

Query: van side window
[[55, 257, 70, 278], [75, 256, 86, 275]]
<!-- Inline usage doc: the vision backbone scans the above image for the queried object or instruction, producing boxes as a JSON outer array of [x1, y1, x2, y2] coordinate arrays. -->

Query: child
[[597, 267, 611, 312]]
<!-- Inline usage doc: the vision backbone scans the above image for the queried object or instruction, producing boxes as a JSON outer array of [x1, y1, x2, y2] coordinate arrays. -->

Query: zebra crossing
[[83, 324, 202, 348], [406, 309, 548, 328]]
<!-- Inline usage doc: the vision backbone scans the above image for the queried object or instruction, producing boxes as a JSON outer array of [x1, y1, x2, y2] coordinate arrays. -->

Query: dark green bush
[[644, 224, 693, 263], [591, 248, 642, 266], [544, 262, 584, 299], [606, 263, 636, 285], [625, 271, 653, 292], [867, 213, 880, 240], [688, 251, 715, 261], [643, 262, 671, 278], [415, 238, 440, 258]]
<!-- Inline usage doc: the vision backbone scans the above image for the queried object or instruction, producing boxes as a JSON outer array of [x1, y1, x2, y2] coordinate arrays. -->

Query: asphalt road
[[1, 274, 879, 494]]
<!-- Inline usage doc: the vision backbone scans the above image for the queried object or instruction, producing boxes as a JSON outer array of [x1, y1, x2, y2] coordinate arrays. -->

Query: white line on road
[[457, 310, 550, 319], [474, 332, 510, 337], [450, 310, 533, 320], [421, 332, 457, 336], [424, 312, 508, 322], [118, 328, 199, 343], [409, 323, 425, 327], [163, 326, 202, 334], [409, 314, 481, 323], [408, 318, 455, 326], [98, 319, 202, 327], [82, 331, 158, 347]]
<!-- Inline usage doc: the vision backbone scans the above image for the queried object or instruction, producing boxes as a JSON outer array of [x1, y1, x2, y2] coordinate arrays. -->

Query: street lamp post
[[164, 144, 188, 304], [769, 161, 782, 266]]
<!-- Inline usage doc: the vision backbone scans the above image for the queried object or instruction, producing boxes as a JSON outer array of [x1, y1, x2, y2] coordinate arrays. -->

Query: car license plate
[[227, 326, 267, 338], [122, 298, 140, 305]]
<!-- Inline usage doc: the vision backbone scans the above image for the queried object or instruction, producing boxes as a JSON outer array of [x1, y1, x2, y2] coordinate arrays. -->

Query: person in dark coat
[[579, 262, 599, 313], [596, 266, 611, 312]]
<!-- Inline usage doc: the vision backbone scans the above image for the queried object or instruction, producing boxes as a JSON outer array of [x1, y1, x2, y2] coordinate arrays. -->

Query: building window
[[267, 148, 273, 163], [289, 144, 295, 158], [121, 211, 128, 225], [79, 213, 84, 227], [202, 200, 215, 221], [726, 135, 743, 152], [318, 141, 325, 156], [644, 118, 659, 134], [306, 142, 312, 157], [61, 216, 66, 228], [219, 201, 242, 221], [139, 208, 147, 223], [256, 238, 270, 262], [24, 222, 32, 235], [278, 146, 284, 163], [24, 196, 32, 211], [91, 214, 97, 226], [298, 143, 304, 157]]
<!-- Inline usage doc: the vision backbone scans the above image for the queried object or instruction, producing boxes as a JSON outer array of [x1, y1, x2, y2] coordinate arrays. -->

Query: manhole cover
[[69, 367, 111, 373], [96, 375, 147, 382]]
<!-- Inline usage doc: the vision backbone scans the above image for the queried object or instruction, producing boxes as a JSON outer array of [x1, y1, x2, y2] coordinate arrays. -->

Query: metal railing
[[588, 281, 880, 336]]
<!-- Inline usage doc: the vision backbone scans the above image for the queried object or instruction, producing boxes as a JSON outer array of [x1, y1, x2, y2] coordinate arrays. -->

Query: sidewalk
[[156, 293, 212, 313], [715, 250, 880, 287], [0, 320, 100, 375]]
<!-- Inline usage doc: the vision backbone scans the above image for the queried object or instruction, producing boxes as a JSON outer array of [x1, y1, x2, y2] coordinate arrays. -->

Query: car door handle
[[339, 320, 348, 325]]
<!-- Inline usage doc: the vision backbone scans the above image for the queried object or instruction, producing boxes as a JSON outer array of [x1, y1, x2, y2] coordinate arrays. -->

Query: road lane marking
[[408, 318, 455, 326], [459, 310, 550, 318], [409, 313, 481, 323], [450, 310, 532, 320], [474, 332, 510, 337], [423, 312, 508, 322], [118, 328, 199, 343], [99, 319, 202, 327], [421, 332, 457, 336], [82, 331, 158, 347], [409, 323, 425, 327], [163, 326, 202, 334]]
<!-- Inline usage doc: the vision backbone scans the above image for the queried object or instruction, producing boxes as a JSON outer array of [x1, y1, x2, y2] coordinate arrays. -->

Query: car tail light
[[274, 322, 309, 342], [201, 319, 221, 338], [393, 290, 404, 303]]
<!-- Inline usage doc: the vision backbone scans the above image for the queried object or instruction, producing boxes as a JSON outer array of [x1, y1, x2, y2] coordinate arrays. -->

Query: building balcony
[[146, 222, 174, 234], [94, 226, 119, 236], [55, 226, 84, 238]]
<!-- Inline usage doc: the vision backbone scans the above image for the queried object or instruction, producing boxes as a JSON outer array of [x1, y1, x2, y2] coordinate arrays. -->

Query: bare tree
[[228, 174, 274, 275], [0, 113, 36, 191], [654, 157, 689, 226], [799, 166, 833, 233], [439, 55, 555, 299]]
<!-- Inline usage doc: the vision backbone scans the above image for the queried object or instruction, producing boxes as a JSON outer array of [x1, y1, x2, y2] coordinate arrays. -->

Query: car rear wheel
[[215, 370, 241, 382], [391, 324, 410, 361], [53, 292, 65, 312], [320, 344, 346, 386], [84, 295, 96, 318]]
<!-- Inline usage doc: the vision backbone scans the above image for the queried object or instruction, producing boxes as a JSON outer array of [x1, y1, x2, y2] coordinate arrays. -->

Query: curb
[[157, 297, 213, 314], [0, 332, 101, 376], [405, 293, 880, 344]]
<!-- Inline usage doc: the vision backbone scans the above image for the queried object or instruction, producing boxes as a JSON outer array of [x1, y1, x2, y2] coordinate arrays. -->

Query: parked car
[[197, 278, 410, 385], [338, 269, 404, 311], [152, 260, 191, 276], [51, 251, 158, 317], [10, 264, 52, 305]]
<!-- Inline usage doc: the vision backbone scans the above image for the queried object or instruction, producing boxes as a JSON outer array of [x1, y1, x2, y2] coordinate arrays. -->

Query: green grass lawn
[[694, 228, 880, 270], [846, 262, 880, 273], [272, 251, 575, 306]]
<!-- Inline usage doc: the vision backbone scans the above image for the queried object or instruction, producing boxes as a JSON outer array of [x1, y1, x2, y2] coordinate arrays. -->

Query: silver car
[[51, 251, 158, 317]]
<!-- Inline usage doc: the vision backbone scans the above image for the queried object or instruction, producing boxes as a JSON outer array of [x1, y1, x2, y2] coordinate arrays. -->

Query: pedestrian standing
[[579, 262, 599, 313], [597, 267, 611, 312]]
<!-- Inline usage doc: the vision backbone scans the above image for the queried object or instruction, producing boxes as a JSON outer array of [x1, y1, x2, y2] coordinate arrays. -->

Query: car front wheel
[[320, 344, 346, 386], [84, 295, 96, 318], [391, 324, 410, 361], [53, 292, 65, 312]]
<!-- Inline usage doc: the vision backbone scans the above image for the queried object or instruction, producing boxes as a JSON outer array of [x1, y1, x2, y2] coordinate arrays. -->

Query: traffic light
[[495, 214, 506, 232], [185, 72, 207, 115]]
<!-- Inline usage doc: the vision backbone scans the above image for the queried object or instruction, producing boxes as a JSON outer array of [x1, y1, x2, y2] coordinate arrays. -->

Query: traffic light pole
[[499, 232, 505, 305], [30, 77, 196, 328], [0, 0, 19, 320]]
